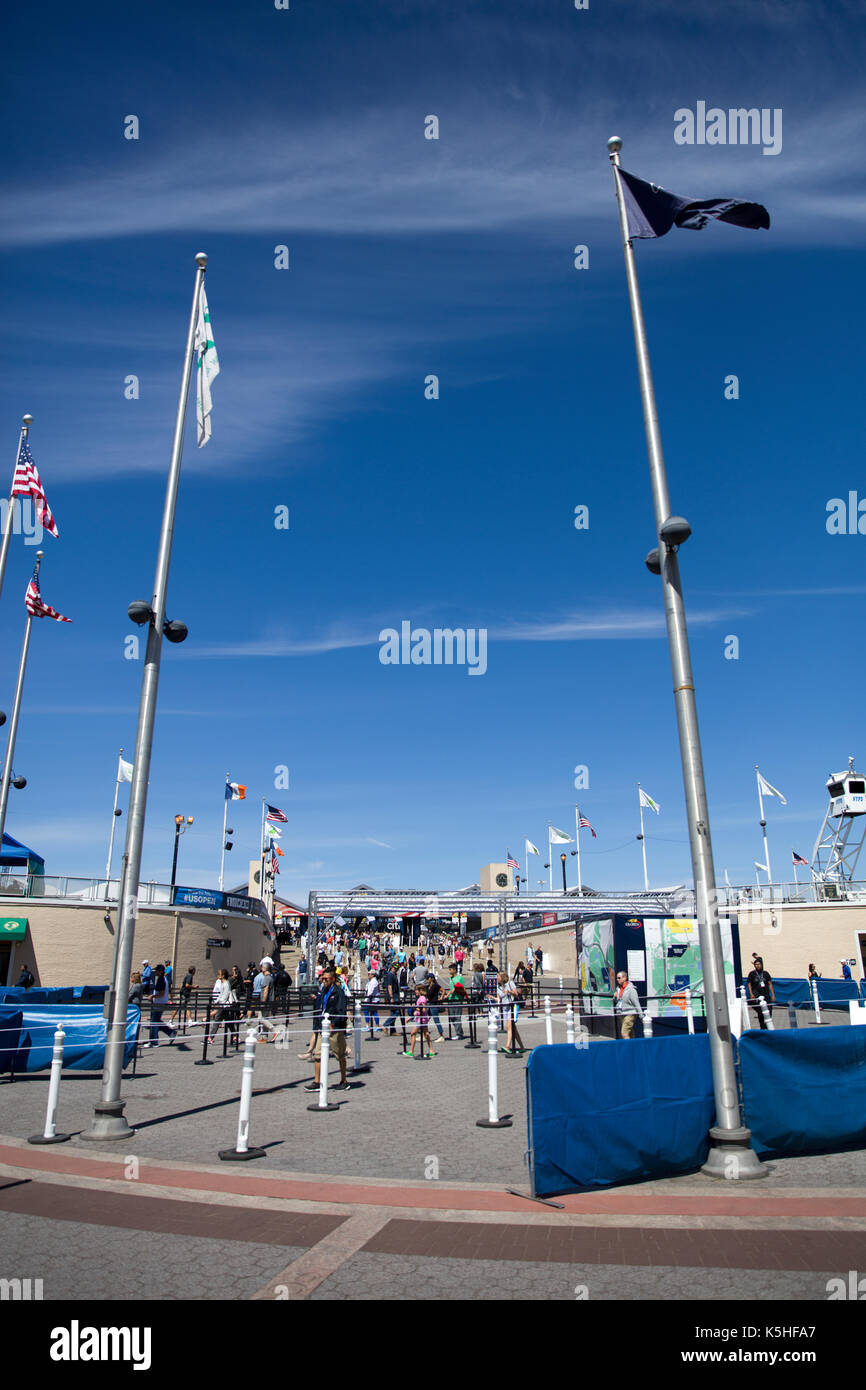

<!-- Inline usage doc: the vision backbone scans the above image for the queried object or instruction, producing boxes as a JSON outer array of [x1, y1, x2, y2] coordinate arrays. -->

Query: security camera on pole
[[82, 253, 216, 1143]]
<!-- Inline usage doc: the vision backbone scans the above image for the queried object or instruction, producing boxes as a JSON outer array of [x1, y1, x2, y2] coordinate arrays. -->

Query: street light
[[560, 852, 567, 891], [170, 814, 194, 893]]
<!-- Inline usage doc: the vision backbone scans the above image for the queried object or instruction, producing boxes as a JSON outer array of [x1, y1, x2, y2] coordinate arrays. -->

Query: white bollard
[[559, 975, 563, 993], [28, 1025, 71, 1145], [565, 1003, 575, 1045], [351, 999, 370, 1074], [307, 1014, 339, 1111], [757, 996, 775, 1031], [642, 1012, 653, 1038], [812, 977, 822, 1024], [544, 995, 553, 1045], [685, 987, 695, 1036], [476, 1010, 512, 1129], [219, 1026, 266, 1160], [740, 984, 751, 1032]]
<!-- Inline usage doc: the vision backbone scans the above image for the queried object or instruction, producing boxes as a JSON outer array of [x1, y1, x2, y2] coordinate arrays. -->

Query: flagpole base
[[80, 1101, 136, 1143], [701, 1127, 768, 1181]]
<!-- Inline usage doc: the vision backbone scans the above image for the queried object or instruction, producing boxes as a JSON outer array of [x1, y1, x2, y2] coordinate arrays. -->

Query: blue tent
[[0, 832, 45, 875]]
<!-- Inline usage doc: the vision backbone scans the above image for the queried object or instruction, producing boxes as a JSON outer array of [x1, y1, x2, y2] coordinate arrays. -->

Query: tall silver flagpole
[[574, 806, 583, 893], [547, 825, 553, 891], [608, 138, 764, 1180], [82, 253, 208, 1142], [0, 415, 33, 606], [756, 766, 773, 885], [104, 749, 123, 889], [0, 550, 42, 844], [219, 773, 230, 891], [638, 784, 649, 891]]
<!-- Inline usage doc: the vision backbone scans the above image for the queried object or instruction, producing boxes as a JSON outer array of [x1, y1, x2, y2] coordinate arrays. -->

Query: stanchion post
[[218, 1026, 266, 1161], [685, 987, 695, 1036], [476, 1010, 512, 1129], [28, 1025, 71, 1144], [544, 995, 553, 1046], [307, 1014, 339, 1112], [808, 977, 829, 1027], [740, 985, 750, 1033], [195, 1000, 213, 1065], [757, 996, 775, 1031], [465, 999, 480, 1049], [565, 1003, 575, 1045], [643, 1012, 653, 1038]]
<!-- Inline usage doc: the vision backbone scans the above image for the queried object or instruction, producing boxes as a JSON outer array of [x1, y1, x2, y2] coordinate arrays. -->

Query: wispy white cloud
[[366, 837, 394, 849], [183, 605, 745, 659]]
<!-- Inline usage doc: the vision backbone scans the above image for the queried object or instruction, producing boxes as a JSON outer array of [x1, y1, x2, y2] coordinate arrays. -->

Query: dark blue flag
[[618, 167, 770, 239]]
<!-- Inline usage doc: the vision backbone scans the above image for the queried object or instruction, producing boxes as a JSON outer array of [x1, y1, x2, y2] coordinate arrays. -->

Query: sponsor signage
[[542, 912, 557, 926], [0, 918, 27, 940], [207, 938, 231, 949], [174, 886, 223, 911]]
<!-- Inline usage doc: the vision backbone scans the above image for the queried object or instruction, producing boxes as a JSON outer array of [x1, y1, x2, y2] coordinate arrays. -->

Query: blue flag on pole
[[618, 167, 770, 239]]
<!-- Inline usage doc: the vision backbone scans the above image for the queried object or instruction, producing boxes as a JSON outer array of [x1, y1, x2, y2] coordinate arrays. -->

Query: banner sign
[[0, 918, 27, 940]]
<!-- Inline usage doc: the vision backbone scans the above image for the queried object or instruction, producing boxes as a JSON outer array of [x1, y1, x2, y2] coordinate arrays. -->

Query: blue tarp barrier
[[0, 1009, 23, 1075], [0, 1003, 139, 1073], [0, 987, 76, 1005], [739, 1027, 866, 1159], [742, 977, 863, 1009], [527, 1036, 715, 1197]]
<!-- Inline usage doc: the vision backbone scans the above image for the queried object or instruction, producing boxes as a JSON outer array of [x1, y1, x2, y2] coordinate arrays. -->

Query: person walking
[[208, 969, 233, 1046], [613, 970, 642, 1040], [364, 971, 381, 1033], [170, 965, 196, 1027], [534, 946, 544, 977], [146, 964, 177, 1047], [497, 972, 525, 1054], [405, 984, 436, 1059], [304, 967, 349, 1092], [747, 956, 775, 1029], [381, 961, 402, 1036], [446, 963, 467, 1040], [425, 970, 447, 1042]]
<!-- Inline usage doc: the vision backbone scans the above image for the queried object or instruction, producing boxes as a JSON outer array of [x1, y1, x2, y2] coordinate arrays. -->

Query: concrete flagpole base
[[79, 1101, 136, 1142], [701, 1126, 769, 1180]]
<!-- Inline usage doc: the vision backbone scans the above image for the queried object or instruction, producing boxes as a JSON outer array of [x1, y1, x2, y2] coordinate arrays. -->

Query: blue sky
[[0, 0, 864, 899]]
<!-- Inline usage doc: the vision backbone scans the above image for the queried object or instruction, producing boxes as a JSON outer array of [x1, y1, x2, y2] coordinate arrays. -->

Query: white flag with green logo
[[639, 788, 661, 814], [195, 287, 219, 447]]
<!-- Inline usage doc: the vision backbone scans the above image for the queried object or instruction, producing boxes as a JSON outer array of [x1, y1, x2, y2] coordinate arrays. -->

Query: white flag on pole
[[525, 838, 540, 856], [755, 861, 769, 873], [548, 825, 574, 844], [118, 757, 134, 783], [195, 286, 219, 447], [757, 772, 786, 804], [639, 788, 661, 814]]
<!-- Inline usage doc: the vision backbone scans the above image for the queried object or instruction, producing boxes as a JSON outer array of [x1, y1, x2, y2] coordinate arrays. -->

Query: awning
[[0, 833, 45, 874]]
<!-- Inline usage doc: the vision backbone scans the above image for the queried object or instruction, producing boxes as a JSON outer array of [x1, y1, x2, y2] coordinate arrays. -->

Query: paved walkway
[[1, 1009, 864, 1302]]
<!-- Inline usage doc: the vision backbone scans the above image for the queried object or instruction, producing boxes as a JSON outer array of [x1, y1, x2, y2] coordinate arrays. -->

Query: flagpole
[[756, 765, 773, 885], [104, 750, 123, 891], [0, 416, 32, 606], [609, 138, 763, 1180], [574, 806, 583, 893], [219, 773, 230, 892], [0, 550, 41, 845], [547, 824, 552, 891], [637, 784, 649, 891], [82, 253, 208, 1143]]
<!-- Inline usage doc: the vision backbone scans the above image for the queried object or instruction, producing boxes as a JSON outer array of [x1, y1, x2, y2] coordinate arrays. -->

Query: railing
[[0, 874, 270, 920], [718, 880, 866, 908]]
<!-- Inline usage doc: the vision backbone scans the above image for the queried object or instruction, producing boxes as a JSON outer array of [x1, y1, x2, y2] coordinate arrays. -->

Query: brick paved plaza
[[1, 1010, 864, 1306]]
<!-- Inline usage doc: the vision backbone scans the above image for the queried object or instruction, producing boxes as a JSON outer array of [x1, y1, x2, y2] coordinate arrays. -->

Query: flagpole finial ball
[[195, 252, 208, 268], [607, 136, 622, 154], [36, 550, 44, 559], [22, 414, 33, 426]]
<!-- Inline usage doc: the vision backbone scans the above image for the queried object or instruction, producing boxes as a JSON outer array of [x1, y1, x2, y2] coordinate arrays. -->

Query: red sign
[[542, 913, 557, 927]]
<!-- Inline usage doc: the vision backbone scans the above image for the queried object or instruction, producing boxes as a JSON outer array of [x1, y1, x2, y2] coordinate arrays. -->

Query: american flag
[[792, 850, 808, 866], [506, 849, 519, 869], [578, 811, 597, 839], [270, 852, 280, 876], [266, 804, 288, 823], [12, 440, 59, 539], [25, 568, 71, 623]]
